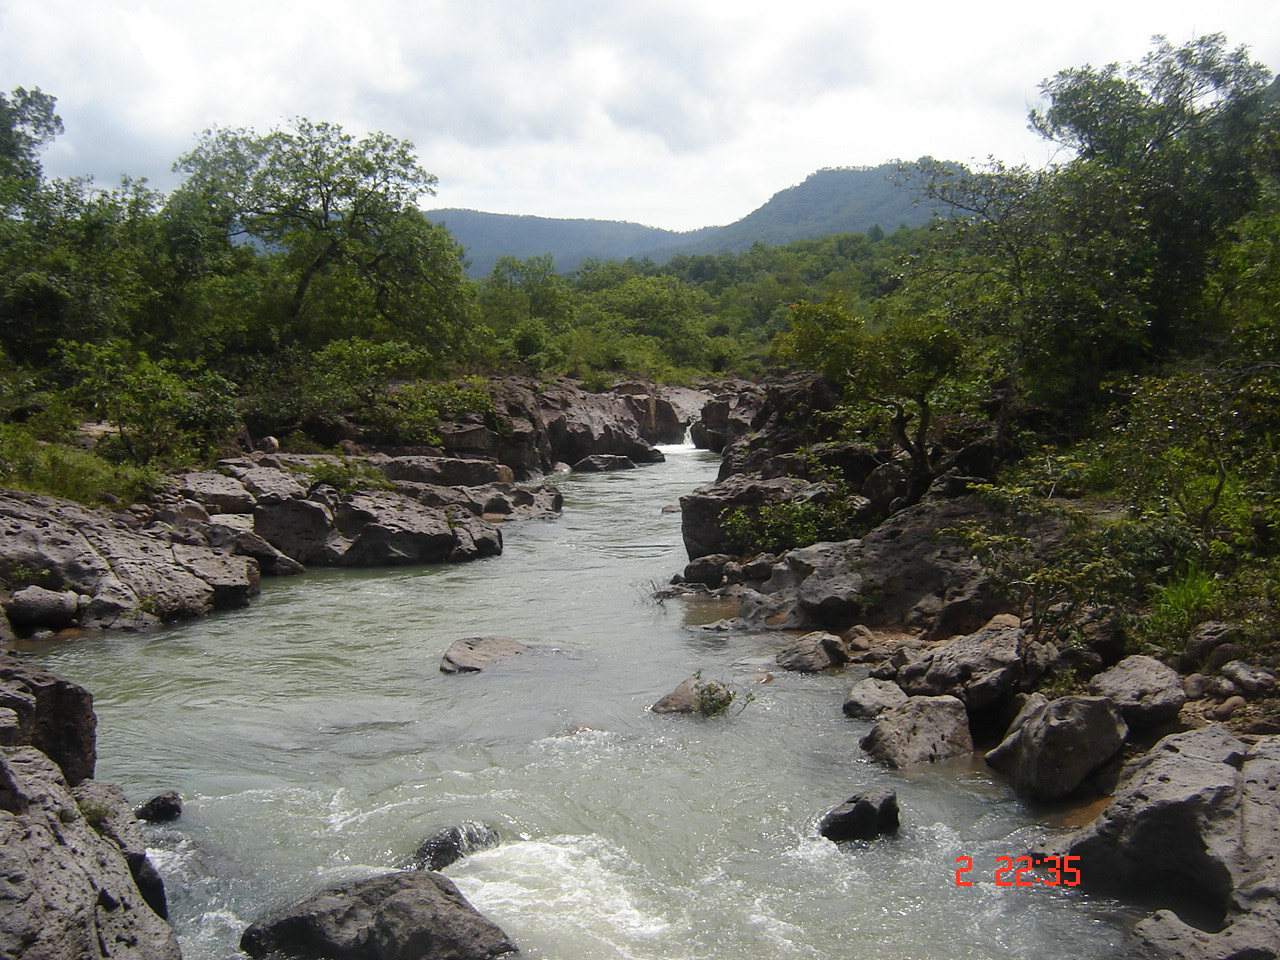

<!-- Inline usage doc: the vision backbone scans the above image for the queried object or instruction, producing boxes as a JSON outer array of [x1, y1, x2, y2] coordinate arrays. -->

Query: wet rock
[[651, 677, 734, 716], [572, 454, 638, 472], [842, 678, 909, 719], [776, 631, 847, 673], [135, 790, 182, 823], [239, 870, 518, 960], [440, 637, 531, 674], [0, 747, 181, 960], [897, 614, 1056, 713], [682, 554, 737, 587], [408, 821, 501, 872], [860, 695, 973, 768], [1043, 725, 1280, 956], [818, 788, 900, 842], [1088, 655, 1187, 731], [984, 694, 1128, 801]]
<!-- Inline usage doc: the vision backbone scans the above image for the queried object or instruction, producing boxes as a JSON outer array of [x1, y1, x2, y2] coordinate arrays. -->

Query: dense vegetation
[[1, 34, 1278, 662]]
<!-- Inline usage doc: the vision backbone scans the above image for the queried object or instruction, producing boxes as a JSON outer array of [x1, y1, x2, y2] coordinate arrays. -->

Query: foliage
[[0, 423, 161, 504], [291, 457, 392, 494]]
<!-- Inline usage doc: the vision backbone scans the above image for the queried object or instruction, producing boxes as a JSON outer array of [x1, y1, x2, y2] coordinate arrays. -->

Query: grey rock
[[683, 554, 737, 587], [239, 870, 518, 960], [377, 455, 515, 487], [1044, 725, 1280, 956], [842, 678, 909, 719], [177, 471, 256, 513], [897, 614, 1056, 712], [440, 637, 530, 674], [985, 695, 1128, 801], [135, 790, 182, 823], [860, 695, 973, 768], [5, 585, 80, 629], [408, 821, 501, 872], [571, 454, 638, 472], [0, 747, 181, 960], [0, 655, 96, 785], [1219, 660, 1276, 695], [650, 677, 734, 715], [679, 474, 813, 560], [1179, 621, 1243, 671], [1088, 655, 1187, 730], [776, 631, 847, 673], [818, 788, 900, 841]]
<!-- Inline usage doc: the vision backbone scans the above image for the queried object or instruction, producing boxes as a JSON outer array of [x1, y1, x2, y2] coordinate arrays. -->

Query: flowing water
[[30, 444, 1136, 959]]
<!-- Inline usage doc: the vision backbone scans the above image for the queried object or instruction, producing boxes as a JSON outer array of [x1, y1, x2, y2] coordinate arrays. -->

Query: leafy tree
[[171, 119, 470, 354], [0, 87, 61, 211]]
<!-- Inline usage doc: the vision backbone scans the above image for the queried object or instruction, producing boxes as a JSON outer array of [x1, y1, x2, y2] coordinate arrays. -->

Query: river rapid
[[31, 444, 1135, 960]]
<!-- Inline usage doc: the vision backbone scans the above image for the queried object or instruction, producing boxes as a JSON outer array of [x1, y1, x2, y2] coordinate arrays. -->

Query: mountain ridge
[[426, 160, 937, 276]]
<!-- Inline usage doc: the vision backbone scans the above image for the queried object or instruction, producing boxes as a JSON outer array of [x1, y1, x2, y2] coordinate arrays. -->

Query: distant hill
[[427, 161, 937, 276]]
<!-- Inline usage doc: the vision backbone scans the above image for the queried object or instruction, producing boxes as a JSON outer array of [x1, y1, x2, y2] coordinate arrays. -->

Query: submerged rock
[[135, 790, 183, 823], [440, 637, 531, 674], [651, 676, 735, 716], [239, 870, 518, 960], [408, 821, 501, 872]]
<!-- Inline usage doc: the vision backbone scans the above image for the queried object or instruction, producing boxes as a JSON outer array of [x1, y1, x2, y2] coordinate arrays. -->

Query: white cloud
[[2, 0, 1278, 230]]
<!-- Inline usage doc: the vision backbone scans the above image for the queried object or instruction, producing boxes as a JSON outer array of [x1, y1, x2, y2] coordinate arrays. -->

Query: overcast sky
[[2, 1, 1278, 232]]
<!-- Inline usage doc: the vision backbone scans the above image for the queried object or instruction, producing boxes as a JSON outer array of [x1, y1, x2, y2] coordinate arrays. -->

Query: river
[[30, 443, 1135, 959]]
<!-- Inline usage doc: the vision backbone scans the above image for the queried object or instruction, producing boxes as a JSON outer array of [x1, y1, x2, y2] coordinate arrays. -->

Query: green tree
[[171, 119, 469, 354], [0, 87, 61, 212]]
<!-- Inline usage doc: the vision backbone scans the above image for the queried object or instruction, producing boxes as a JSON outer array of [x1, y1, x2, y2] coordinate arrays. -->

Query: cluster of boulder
[[671, 376, 1280, 958]]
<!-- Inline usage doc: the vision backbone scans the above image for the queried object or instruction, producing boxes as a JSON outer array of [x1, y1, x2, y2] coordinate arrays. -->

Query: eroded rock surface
[[860, 695, 974, 768]]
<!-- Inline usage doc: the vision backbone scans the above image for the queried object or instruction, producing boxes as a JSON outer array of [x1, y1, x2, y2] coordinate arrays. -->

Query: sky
[[2, 1, 1279, 233]]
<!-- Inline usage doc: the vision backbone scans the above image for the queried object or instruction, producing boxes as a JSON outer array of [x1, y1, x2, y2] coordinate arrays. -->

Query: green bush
[[0, 424, 161, 504]]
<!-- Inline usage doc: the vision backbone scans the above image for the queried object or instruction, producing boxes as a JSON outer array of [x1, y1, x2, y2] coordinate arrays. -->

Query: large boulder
[[239, 870, 518, 960], [818, 788, 900, 842], [984, 694, 1128, 801], [0, 746, 181, 960], [678, 474, 814, 559], [5, 585, 80, 630], [859, 695, 974, 768], [1088, 655, 1187, 731], [775, 631, 847, 673], [0, 655, 97, 785], [896, 614, 1056, 713], [842, 678, 909, 719], [1043, 725, 1280, 957], [0, 489, 260, 631]]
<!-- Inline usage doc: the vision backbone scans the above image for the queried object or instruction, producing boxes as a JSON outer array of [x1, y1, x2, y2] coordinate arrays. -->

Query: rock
[[176, 471, 256, 513], [239, 870, 518, 960], [0, 489, 260, 631], [818, 788, 900, 841], [682, 554, 737, 587], [0, 655, 96, 785], [135, 790, 182, 823], [1179, 621, 1244, 671], [0, 746, 181, 960], [4, 584, 80, 629], [1212, 695, 1247, 720], [440, 637, 530, 674], [984, 694, 1128, 801], [408, 821, 501, 872], [73, 779, 171, 920], [650, 677, 734, 716], [678, 474, 813, 560], [572, 454, 638, 472], [1044, 725, 1280, 955], [860, 695, 974, 768], [842, 678, 909, 719], [897, 614, 1056, 713], [739, 497, 1008, 637], [376, 456, 514, 487], [1219, 660, 1276, 695], [1203, 643, 1248, 673], [1088, 655, 1187, 731], [775, 631, 847, 672]]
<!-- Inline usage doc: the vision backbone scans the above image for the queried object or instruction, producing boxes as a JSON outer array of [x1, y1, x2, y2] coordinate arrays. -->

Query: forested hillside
[[2, 34, 1279, 662], [428, 162, 931, 275]]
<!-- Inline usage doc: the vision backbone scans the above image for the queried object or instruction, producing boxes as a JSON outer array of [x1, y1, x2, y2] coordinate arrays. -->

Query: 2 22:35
[[954, 855, 1082, 887]]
